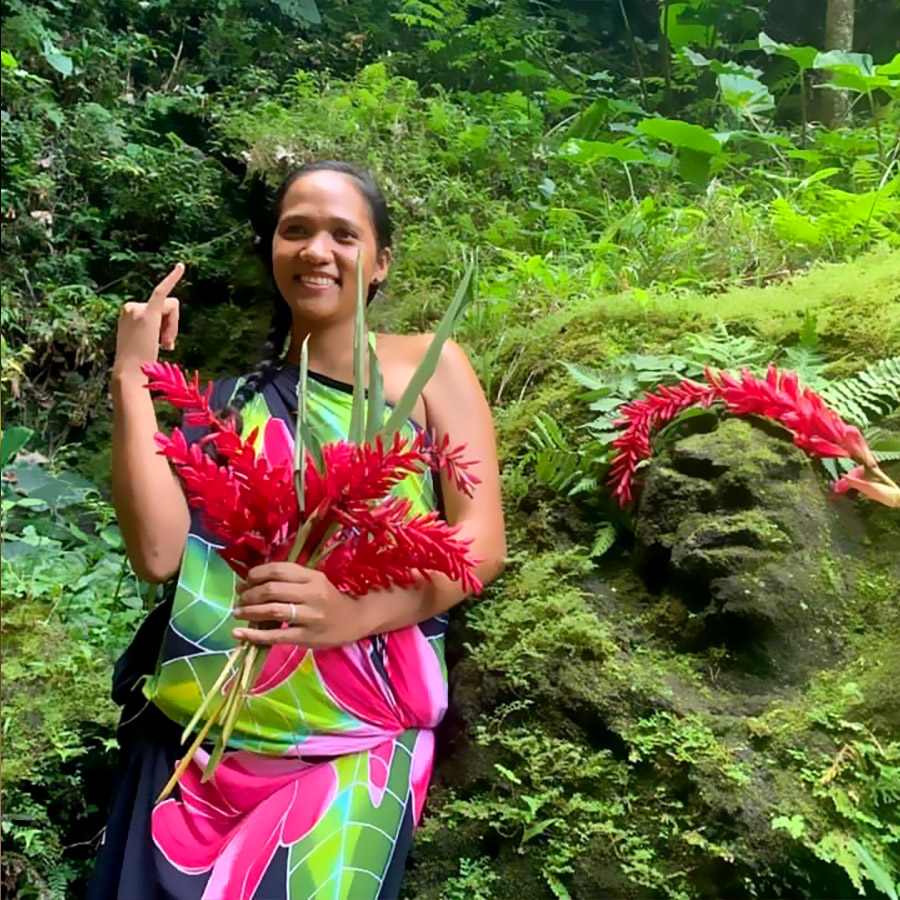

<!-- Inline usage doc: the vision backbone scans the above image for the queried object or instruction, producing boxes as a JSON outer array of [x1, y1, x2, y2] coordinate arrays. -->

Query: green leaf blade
[[365, 334, 386, 442], [381, 254, 477, 436]]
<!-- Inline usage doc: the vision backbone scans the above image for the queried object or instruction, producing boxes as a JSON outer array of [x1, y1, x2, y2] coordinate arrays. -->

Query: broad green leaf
[[566, 98, 609, 140], [381, 255, 476, 436], [876, 53, 900, 77], [637, 118, 722, 156], [821, 70, 893, 94], [758, 32, 817, 71], [1, 50, 18, 70], [662, 2, 713, 49], [271, 0, 322, 24], [797, 167, 841, 191], [814, 50, 875, 78], [1, 427, 33, 469], [678, 146, 712, 187], [365, 333, 385, 443], [558, 138, 650, 165], [717, 73, 774, 118], [348, 254, 367, 444], [41, 45, 73, 78], [813, 50, 883, 93]]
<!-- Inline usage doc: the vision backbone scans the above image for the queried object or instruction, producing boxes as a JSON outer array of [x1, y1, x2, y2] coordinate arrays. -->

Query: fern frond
[[820, 357, 900, 428], [680, 318, 772, 371], [527, 413, 584, 494], [851, 158, 880, 192], [590, 522, 617, 558], [771, 195, 823, 246]]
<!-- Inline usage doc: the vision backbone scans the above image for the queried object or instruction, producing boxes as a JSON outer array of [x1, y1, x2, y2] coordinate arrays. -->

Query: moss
[[474, 246, 900, 413], [1, 601, 119, 785]]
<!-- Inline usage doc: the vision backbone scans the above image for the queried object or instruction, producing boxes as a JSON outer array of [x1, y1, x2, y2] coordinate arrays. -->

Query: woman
[[89, 161, 506, 899]]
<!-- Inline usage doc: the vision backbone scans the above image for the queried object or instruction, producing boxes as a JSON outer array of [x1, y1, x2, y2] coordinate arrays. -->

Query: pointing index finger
[[148, 263, 185, 312]]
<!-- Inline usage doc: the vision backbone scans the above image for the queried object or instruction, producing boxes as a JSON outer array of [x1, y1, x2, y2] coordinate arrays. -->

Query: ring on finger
[[289, 602, 297, 624]]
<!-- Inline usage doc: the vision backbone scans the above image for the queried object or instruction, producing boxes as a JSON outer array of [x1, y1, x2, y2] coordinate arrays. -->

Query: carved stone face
[[634, 417, 864, 692]]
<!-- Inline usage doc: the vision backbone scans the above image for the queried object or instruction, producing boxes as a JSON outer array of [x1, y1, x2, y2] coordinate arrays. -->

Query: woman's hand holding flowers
[[233, 563, 369, 648]]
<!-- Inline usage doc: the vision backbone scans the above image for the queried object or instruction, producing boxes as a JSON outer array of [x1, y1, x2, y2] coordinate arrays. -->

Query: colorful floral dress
[[87, 365, 449, 900]]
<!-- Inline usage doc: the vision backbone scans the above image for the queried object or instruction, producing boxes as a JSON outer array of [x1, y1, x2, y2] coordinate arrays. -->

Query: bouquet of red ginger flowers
[[145, 257, 481, 801]]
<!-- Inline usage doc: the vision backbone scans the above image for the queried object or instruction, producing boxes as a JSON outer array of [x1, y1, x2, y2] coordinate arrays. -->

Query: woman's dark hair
[[224, 161, 393, 423]]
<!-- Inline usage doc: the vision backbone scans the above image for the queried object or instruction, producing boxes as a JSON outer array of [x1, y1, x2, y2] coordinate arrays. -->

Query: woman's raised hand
[[114, 263, 184, 377]]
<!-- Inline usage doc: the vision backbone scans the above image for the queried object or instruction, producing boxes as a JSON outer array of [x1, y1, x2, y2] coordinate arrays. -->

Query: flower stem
[[179, 644, 246, 745], [201, 642, 259, 781], [156, 683, 232, 804]]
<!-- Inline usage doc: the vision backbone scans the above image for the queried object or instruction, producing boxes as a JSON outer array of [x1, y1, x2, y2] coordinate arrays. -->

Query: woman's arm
[[111, 265, 190, 582]]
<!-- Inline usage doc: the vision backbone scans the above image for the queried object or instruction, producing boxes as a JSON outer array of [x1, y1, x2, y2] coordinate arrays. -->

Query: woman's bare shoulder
[[375, 332, 471, 370], [375, 331, 432, 362]]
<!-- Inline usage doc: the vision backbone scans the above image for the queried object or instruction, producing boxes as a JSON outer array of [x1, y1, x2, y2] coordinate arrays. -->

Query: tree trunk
[[821, 0, 856, 125]]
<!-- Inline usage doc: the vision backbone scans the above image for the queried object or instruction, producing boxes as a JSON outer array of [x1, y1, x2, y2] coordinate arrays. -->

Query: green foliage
[[441, 856, 500, 900], [819, 357, 900, 430], [1, 430, 145, 897], [3, 2, 900, 898], [464, 550, 611, 691]]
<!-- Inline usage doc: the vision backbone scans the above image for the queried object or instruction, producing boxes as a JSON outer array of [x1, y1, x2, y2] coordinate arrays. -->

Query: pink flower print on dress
[[152, 749, 337, 900]]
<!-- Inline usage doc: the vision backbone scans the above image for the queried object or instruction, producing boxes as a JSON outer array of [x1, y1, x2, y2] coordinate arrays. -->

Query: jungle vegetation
[[1, 1, 899, 897]]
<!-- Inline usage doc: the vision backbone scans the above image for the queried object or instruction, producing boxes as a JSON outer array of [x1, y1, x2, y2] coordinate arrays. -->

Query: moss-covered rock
[[635, 418, 859, 689], [408, 409, 900, 900]]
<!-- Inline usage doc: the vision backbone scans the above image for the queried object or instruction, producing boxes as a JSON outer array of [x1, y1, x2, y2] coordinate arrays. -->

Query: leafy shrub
[[1, 427, 145, 898]]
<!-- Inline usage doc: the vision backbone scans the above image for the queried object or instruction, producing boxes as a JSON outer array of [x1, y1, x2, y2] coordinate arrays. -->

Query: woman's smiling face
[[271, 170, 391, 323]]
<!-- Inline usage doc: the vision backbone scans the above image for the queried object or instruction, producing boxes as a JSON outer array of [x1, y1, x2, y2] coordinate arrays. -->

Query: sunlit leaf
[[637, 118, 722, 156], [558, 138, 650, 165], [758, 32, 818, 71], [1, 427, 33, 469], [876, 53, 900, 77], [718, 73, 774, 118]]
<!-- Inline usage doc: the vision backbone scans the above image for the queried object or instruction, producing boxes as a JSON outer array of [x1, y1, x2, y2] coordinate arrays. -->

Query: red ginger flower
[[143, 361, 226, 430], [419, 431, 482, 497], [610, 380, 717, 504], [609, 366, 881, 507], [705, 366, 876, 467], [832, 465, 900, 508], [303, 431, 425, 516], [142, 362, 483, 590], [319, 509, 483, 596]]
